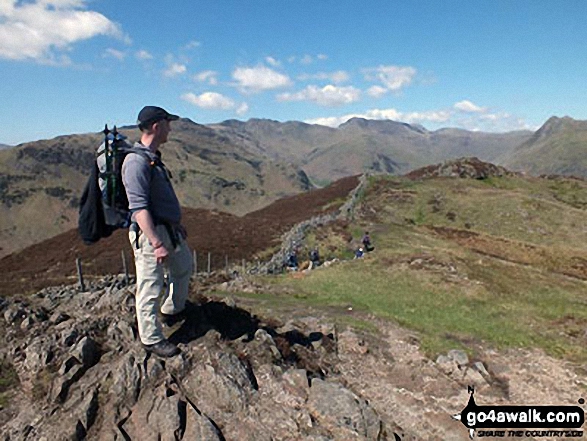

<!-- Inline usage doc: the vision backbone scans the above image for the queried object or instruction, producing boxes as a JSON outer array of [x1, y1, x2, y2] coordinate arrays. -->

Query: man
[[122, 106, 193, 357]]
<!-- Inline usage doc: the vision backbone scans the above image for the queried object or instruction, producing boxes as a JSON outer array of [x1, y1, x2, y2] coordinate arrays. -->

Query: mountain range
[[1, 115, 586, 257]]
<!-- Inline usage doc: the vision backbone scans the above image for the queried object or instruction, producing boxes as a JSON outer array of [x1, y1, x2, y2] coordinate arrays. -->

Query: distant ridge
[[499, 116, 587, 176]]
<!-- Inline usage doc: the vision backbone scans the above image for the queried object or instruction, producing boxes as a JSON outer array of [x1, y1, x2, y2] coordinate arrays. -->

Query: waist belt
[[130, 221, 180, 249]]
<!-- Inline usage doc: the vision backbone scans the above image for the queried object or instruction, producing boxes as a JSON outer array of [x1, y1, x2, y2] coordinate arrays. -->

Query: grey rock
[[20, 316, 35, 330], [71, 337, 99, 368], [49, 312, 70, 325], [447, 349, 469, 367], [472, 361, 490, 378], [4, 305, 26, 324], [308, 379, 384, 440]]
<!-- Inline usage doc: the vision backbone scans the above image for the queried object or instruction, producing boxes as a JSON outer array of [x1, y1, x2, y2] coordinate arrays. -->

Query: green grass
[[0, 360, 19, 407], [242, 174, 587, 361]]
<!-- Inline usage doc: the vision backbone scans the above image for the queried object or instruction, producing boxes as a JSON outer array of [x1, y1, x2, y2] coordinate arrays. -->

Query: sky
[[1, 0, 587, 145]]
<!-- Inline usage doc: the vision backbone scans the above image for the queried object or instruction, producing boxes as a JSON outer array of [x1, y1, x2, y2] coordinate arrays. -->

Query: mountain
[[0, 119, 311, 257], [0, 143, 11, 150], [210, 117, 532, 184], [499, 116, 587, 176]]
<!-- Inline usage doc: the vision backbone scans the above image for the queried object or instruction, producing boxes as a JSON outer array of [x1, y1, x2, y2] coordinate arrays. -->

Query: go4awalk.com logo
[[453, 386, 585, 438]]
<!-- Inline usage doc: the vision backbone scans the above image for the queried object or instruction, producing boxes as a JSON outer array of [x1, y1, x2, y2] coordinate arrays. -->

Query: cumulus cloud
[[298, 71, 350, 84], [164, 63, 187, 78], [183, 40, 201, 50], [454, 100, 487, 113], [0, 0, 126, 63], [367, 85, 388, 98], [103, 48, 125, 61], [193, 70, 219, 85], [306, 107, 451, 127], [182, 92, 249, 116], [317, 54, 328, 61], [277, 85, 361, 107], [306, 106, 531, 132], [232, 65, 292, 93], [363, 65, 417, 92], [300, 54, 313, 65], [135, 50, 153, 60], [265, 56, 280, 67]]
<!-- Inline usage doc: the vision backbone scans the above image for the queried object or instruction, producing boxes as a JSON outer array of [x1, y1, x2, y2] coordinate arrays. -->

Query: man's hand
[[154, 244, 169, 264]]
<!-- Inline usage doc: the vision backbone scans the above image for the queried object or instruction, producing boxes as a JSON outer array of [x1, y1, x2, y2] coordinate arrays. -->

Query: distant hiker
[[362, 231, 374, 252], [354, 247, 364, 259], [308, 248, 321, 270], [122, 106, 193, 358], [286, 250, 299, 271]]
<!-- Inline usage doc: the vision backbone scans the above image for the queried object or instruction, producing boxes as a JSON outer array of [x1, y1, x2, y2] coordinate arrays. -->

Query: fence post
[[121, 251, 129, 285], [76, 258, 85, 292], [207, 252, 211, 276], [193, 250, 198, 278]]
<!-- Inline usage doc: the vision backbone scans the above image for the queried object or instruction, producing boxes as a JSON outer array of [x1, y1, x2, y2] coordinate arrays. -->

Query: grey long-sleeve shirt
[[121, 142, 181, 225]]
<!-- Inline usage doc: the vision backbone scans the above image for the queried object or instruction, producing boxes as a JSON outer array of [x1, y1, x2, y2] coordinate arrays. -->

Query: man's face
[[155, 119, 171, 144]]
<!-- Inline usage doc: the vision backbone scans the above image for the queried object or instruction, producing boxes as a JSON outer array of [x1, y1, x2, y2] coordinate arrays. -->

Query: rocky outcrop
[[405, 157, 515, 180], [0, 277, 391, 440]]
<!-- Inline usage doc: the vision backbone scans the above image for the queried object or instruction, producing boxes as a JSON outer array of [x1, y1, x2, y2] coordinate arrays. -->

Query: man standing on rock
[[122, 106, 193, 357]]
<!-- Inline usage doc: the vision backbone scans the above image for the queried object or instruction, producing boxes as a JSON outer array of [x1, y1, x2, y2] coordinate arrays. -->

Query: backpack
[[78, 125, 155, 244]]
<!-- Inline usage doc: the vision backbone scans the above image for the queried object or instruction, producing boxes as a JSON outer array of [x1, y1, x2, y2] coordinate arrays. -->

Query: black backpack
[[78, 125, 155, 245]]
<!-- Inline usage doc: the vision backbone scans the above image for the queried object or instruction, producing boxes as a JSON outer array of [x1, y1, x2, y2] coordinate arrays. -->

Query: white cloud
[[0, 0, 126, 63], [182, 92, 249, 116], [135, 50, 153, 60], [307, 107, 531, 132], [300, 54, 313, 65], [193, 70, 219, 85], [232, 65, 292, 93], [298, 70, 350, 84], [317, 54, 328, 61], [367, 85, 388, 98], [103, 48, 125, 61], [454, 100, 487, 113], [363, 65, 417, 92], [265, 56, 280, 67], [277, 85, 361, 107], [236, 102, 249, 116], [183, 40, 201, 50], [164, 63, 187, 78]]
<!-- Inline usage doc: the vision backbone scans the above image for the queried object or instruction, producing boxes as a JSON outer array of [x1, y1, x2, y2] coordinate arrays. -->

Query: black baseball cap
[[137, 106, 179, 128]]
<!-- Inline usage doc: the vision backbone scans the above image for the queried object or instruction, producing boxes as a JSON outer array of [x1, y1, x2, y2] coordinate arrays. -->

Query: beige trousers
[[129, 224, 193, 345]]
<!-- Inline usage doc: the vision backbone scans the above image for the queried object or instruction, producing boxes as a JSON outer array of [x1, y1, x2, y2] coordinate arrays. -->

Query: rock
[[308, 379, 384, 439], [472, 361, 490, 378], [447, 349, 469, 367], [63, 329, 79, 347], [71, 336, 100, 368], [20, 316, 35, 330], [4, 305, 26, 324], [183, 404, 224, 441], [50, 311, 71, 325]]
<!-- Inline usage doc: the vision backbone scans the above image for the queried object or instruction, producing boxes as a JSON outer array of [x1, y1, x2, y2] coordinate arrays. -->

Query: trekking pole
[[110, 126, 119, 208], [225, 255, 229, 276], [207, 252, 211, 276]]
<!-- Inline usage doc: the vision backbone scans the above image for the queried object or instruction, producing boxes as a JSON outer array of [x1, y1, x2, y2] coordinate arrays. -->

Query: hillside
[[1, 160, 587, 440], [0, 119, 311, 258], [0, 175, 360, 297], [500, 116, 587, 176]]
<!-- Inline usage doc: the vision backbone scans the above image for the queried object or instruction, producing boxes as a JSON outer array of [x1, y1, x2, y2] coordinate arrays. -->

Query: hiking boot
[[160, 310, 186, 328], [142, 339, 181, 357]]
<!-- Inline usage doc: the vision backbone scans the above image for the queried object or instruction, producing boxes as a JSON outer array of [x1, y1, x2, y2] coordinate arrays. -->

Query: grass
[[238, 174, 587, 362]]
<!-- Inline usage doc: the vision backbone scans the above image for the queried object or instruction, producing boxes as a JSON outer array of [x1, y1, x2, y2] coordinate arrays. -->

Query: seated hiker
[[362, 231, 374, 252], [286, 250, 299, 271], [308, 248, 321, 270], [354, 247, 364, 259]]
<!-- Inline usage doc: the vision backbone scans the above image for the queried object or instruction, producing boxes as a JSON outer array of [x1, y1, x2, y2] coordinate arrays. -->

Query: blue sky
[[1, 0, 587, 145]]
